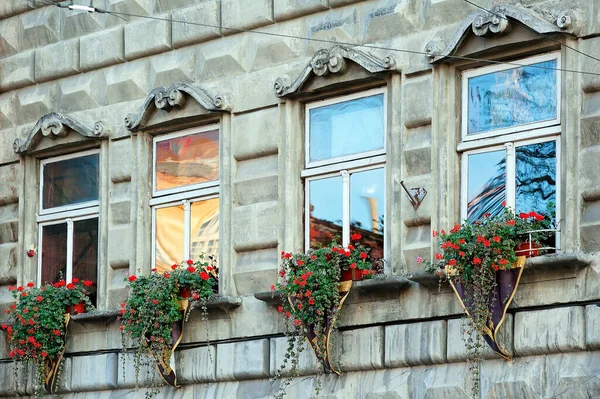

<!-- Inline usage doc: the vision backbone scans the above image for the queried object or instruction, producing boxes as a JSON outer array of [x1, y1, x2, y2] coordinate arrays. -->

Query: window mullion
[[66, 218, 74, 282], [341, 170, 350, 247], [183, 200, 191, 260], [505, 142, 516, 210]]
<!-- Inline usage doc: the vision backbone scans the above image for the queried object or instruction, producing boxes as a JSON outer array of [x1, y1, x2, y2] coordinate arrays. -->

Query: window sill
[[254, 277, 411, 305], [405, 252, 593, 289], [71, 310, 121, 322]]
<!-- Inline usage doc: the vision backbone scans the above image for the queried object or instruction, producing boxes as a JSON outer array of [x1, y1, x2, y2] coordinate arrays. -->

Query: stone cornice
[[124, 82, 232, 132], [14, 112, 110, 155], [274, 45, 396, 98], [425, 4, 577, 64]]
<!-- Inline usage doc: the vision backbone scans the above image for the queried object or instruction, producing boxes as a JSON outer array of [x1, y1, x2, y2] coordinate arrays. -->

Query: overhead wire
[[33, 0, 600, 77]]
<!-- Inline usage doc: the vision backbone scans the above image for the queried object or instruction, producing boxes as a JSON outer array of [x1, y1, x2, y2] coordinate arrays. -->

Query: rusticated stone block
[[0, 0, 30, 19], [0, 243, 17, 285], [0, 164, 19, 206], [107, 0, 154, 20], [222, 0, 274, 31], [274, 0, 328, 21], [581, 223, 600, 253], [176, 346, 216, 383], [110, 200, 130, 225], [19, 6, 60, 51], [149, 47, 196, 88], [232, 107, 279, 161], [0, 128, 18, 165], [580, 38, 600, 94], [586, 304, 600, 350], [59, 71, 106, 113], [231, 201, 279, 252], [197, 35, 252, 81], [109, 138, 132, 183], [270, 336, 320, 376], [155, 0, 201, 13], [60, 5, 105, 39], [0, 17, 20, 58], [306, 6, 357, 53], [0, 220, 17, 244], [336, 326, 384, 371], [581, 147, 600, 194], [172, 0, 221, 48], [514, 307, 585, 356], [581, 115, 600, 148], [403, 75, 433, 128], [216, 339, 270, 380], [0, 93, 16, 130], [70, 354, 118, 391], [233, 248, 278, 295], [16, 82, 60, 125], [105, 59, 149, 104], [107, 224, 131, 269], [446, 316, 513, 361], [385, 321, 447, 367], [35, 39, 80, 82], [124, 14, 171, 60], [235, 154, 278, 205], [0, 51, 35, 92], [80, 26, 124, 72]]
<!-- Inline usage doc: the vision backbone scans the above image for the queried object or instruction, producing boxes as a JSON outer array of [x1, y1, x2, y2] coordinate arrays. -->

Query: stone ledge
[[195, 296, 243, 312], [254, 277, 411, 305], [404, 271, 442, 290], [71, 310, 120, 322]]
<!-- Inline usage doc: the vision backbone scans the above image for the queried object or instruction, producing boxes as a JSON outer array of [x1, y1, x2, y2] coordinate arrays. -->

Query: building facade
[[1, 0, 600, 397]]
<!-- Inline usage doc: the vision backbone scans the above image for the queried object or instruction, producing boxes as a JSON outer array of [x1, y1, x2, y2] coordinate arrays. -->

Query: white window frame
[[152, 124, 220, 198], [304, 88, 387, 253], [36, 150, 100, 287], [38, 148, 100, 217], [461, 52, 561, 142], [305, 87, 387, 170], [151, 124, 220, 270]]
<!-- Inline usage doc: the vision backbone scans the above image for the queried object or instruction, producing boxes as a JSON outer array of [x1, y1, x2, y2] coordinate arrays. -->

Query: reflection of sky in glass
[[309, 176, 342, 247], [467, 150, 506, 221], [43, 153, 99, 209], [309, 94, 384, 162], [190, 199, 219, 262], [155, 205, 184, 273], [468, 59, 557, 134], [516, 141, 556, 216], [155, 130, 219, 192], [350, 168, 384, 259]]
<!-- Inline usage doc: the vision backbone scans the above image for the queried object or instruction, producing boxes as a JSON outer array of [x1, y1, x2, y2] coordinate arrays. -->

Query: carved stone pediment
[[14, 112, 110, 155], [274, 45, 396, 98], [425, 4, 577, 64], [124, 82, 232, 132]]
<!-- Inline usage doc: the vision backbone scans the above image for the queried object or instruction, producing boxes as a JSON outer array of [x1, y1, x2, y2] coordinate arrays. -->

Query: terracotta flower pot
[[65, 302, 85, 314], [178, 286, 191, 298], [340, 269, 367, 282], [515, 241, 540, 258]]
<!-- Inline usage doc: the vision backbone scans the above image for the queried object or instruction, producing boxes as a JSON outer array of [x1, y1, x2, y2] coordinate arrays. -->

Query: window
[[151, 125, 220, 273], [37, 149, 100, 302], [304, 88, 386, 261], [460, 53, 560, 243]]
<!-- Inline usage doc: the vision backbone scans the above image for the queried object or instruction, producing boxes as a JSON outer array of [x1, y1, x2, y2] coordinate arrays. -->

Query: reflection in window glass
[[467, 150, 506, 222], [155, 130, 219, 192], [73, 218, 98, 305], [309, 94, 384, 162], [350, 168, 384, 260], [309, 176, 343, 248], [42, 153, 99, 209], [155, 205, 185, 273], [190, 199, 219, 262], [516, 141, 556, 217], [467, 59, 557, 135], [41, 223, 67, 284]]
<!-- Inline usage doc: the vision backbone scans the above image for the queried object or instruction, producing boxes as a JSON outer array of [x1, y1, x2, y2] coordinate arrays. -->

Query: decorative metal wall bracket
[[401, 181, 427, 211]]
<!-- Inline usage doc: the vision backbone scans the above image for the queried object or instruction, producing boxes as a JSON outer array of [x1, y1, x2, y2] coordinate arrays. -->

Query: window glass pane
[[41, 223, 67, 284], [309, 176, 343, 248], [73, 218, 98, 304], [350, 168, 384, 260], [309, 94, 384, 162], [155, 205, 185, 273], [467, 59, 557, 135], [155, 130, 219, 192], [467, 150, 506, 221], [190, 198, 219, 262], [516, 141, 556, 218], [42, 153, 99, 209]]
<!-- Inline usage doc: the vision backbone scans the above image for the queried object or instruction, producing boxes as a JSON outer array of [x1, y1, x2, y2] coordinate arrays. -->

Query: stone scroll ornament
[[288, 277, 353, 374], [449, 256, 526, 360], [43, 314, 70, 394], [145, 299, 190, 387]]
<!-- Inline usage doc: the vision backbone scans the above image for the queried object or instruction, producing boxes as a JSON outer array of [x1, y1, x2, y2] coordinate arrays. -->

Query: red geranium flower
[[128, 275, 137, 282], [359, 252, 367, 259], [351, 233, 362, 240], [186, 259, 194, 265], [187, 266, 196, 273], [200, 272, 209, 281], [26, 282, 34, 287]]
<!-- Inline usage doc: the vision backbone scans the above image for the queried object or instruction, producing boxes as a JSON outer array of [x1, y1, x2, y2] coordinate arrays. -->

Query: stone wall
[[1, 0, 600, 398]]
